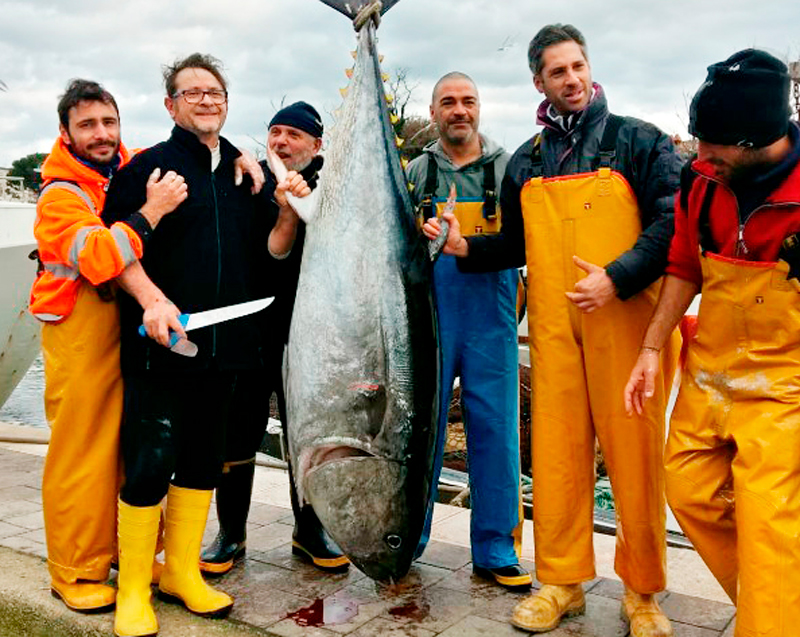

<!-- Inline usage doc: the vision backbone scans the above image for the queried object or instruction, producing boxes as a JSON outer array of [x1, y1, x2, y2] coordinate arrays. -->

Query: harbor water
[[0, 354, 46, 429]]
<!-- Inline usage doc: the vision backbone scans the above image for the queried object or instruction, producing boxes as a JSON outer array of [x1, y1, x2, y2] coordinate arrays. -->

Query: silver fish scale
[[288, 24, 419, 464], [284, 17, 438, 580]]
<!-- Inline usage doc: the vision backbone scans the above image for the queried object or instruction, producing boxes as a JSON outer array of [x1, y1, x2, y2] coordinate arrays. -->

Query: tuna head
[[304, 455, 417, 580]]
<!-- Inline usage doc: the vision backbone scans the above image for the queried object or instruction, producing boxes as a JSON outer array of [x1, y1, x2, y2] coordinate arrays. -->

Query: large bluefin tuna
[[284, 0, 439, 581]]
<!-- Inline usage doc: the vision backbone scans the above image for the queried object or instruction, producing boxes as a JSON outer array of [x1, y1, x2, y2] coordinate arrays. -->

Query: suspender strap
[[418, 154, 496, 220], [697, 181, 718, 253], [482, 161, 497, 220], [419, 156, 439, 220], [679, 157, 698, 214], [529, 114, 623, 177], [529, 134, 543, 178], [597, 114, 624, 169]]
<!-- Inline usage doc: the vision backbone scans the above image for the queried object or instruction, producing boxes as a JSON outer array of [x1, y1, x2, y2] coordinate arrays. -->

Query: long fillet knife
[[137, 296, 274, 357]]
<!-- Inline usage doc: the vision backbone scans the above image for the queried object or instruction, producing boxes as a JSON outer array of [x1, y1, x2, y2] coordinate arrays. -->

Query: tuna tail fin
[[317, 0, 402, 19]]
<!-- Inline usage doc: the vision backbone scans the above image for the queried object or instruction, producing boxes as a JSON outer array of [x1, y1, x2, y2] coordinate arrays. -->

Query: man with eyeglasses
[[101, 53, 309, 637]]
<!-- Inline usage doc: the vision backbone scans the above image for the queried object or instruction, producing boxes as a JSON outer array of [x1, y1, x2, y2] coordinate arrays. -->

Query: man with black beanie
[[625, 49, 800, 636], [200, 101, 349, 575]]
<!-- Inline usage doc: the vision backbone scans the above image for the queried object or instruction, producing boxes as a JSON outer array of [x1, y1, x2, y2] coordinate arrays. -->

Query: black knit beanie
[[269, 101, 323, 139], [689, 49, 791, 148]]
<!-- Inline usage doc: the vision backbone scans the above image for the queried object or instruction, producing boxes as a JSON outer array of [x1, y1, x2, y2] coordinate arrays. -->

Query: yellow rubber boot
[[510, 584, 585, 632], [158, 486, 233, 617], [621, 588, 673, 637], [112, 507, 164, 586], [114, 500, 161, 637]]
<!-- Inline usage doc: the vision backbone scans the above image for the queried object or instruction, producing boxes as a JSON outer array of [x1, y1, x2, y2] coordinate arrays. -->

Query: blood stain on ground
[[388, 598, 431, 622], [287, 597, 359, 627]]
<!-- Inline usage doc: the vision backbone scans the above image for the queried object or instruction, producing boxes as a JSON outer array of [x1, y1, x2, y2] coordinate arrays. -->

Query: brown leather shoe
[[510, 584, 585, 632], [621, 588, 673, 637], [50, 580, 116, 614]]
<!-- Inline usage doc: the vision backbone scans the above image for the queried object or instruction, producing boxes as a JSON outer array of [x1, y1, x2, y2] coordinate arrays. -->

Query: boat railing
[[0, 176, 36, 203]]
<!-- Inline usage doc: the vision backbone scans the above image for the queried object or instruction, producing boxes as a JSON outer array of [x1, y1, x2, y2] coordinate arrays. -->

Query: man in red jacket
[[625, 49, 800, 637], [32, 78, 186, 613]]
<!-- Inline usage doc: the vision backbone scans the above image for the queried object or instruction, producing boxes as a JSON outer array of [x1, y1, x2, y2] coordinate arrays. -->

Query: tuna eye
[[385, 534, 403, 550]]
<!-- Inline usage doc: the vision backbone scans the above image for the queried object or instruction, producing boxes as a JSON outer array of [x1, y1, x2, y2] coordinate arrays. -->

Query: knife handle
[[138, 313, 190, 340]]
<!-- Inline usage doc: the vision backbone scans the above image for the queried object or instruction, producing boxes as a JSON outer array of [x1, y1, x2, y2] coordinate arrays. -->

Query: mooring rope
[[353, 1, 381, 31]]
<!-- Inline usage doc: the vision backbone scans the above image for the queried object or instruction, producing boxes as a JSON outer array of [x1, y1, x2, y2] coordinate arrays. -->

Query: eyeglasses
[[172, 89, 228, 104]]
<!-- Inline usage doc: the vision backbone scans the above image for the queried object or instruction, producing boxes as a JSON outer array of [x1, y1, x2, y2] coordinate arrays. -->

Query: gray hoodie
[[405, 135, 509, 206]]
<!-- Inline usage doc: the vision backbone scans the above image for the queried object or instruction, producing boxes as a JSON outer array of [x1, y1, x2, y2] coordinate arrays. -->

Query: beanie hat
[[268, 101, 323, 139], [689, 49, 791, 148]]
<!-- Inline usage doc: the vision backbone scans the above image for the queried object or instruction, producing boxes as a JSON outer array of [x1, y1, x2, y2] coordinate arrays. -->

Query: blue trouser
[[417, 254, 521, 568]]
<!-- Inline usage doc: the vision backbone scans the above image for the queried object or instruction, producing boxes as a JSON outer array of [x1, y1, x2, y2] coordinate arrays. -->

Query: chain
[[794, 80, 800, 121]]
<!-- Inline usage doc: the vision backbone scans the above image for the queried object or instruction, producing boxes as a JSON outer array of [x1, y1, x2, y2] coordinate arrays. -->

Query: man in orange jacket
[[31, 78, 187, 613]]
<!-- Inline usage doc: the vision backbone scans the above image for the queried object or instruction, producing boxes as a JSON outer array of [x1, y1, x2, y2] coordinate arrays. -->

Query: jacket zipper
[[697, 172, 749, 258], [737, 202, 800, 258], [211, 172, 221, 358]]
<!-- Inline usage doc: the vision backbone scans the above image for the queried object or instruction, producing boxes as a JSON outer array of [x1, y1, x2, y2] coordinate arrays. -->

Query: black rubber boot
[[199, 459, 254, 576], [287, 460, 349, 572], [273, 373, 349, 572]]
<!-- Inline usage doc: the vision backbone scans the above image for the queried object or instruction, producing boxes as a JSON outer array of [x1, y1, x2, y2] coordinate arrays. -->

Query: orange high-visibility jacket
[[30, 137, 143, 322]]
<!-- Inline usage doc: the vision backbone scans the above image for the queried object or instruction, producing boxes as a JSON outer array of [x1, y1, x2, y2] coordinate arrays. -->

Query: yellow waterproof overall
[[520, 167, 677, 593], [41, 283, 122, 583], [666, 253, 800, 637]]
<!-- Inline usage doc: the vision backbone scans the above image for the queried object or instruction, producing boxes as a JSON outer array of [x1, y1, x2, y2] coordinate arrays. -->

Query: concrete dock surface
[[0, 423, 735, 637]]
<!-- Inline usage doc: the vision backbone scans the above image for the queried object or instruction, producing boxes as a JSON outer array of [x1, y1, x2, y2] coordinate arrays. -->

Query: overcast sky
[[1, 0, 799, 168]]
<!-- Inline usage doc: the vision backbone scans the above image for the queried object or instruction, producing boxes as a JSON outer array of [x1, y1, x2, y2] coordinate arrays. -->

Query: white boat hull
[[0, 202, 41, 408]]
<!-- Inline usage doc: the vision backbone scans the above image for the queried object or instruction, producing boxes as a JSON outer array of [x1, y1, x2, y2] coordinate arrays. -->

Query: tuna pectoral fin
[[265, 146, 320, 223], [317, 0, 402, 18], [304, 457, 416, 581]]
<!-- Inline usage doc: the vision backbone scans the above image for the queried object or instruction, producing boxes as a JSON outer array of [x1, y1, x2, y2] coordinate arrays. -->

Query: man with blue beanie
[[200, 101, 348, 575]]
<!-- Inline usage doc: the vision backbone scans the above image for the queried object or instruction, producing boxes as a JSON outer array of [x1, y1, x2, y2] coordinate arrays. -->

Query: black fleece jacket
[[103, 125, 273, 373]]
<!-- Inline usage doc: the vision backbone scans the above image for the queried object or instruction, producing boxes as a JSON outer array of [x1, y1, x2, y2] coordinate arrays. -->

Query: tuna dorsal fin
[[317, 0, 402, 18]]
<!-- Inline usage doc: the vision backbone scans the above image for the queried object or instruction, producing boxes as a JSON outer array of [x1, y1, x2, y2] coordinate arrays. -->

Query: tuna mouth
[[299, 438, 377, 476], [309, 444, 374, 469], [296, 440, 377, 505]]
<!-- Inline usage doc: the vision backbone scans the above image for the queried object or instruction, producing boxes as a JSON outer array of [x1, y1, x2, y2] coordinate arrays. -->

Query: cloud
[[0, 0, 798, 166]]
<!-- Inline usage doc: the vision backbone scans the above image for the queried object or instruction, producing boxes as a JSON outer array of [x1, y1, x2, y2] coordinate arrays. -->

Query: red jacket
[[667, 156, 800, 286], [30, 138, 143, 322]]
